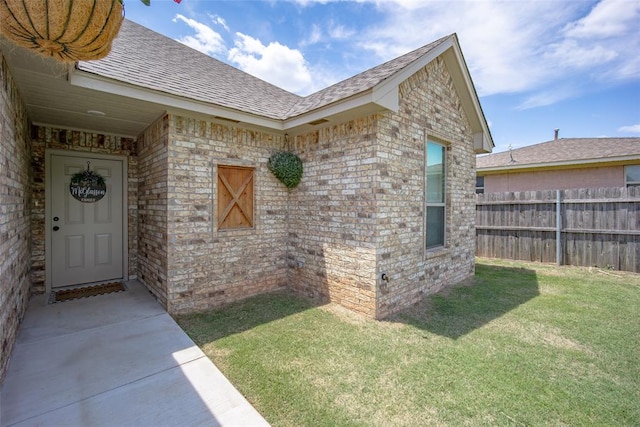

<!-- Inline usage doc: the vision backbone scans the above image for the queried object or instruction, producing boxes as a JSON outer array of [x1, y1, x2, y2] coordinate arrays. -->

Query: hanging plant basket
[[0, 0, 124, 62], [268, 151, 303, 189]]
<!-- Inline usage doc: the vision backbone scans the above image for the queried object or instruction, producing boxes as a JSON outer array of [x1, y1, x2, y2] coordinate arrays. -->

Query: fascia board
[[474, 132, 492, 154], [372, 37, 454, 105], [284, 37, 458, 130], [283, 90, 388, 129], [477, 155, 640, 173], [69, 70, 285, 131], [442, 41, 494, 151]]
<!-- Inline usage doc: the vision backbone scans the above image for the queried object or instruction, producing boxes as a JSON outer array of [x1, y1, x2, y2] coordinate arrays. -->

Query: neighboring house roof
[[73, 19, 492, 151], [477, 137, 640, 173]]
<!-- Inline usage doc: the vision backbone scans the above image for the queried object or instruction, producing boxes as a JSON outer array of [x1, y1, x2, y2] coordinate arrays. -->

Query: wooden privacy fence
[[476, 187, 640, 273]]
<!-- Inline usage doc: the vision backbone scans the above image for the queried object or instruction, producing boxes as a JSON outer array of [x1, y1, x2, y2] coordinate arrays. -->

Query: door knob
[[53, 217, 59, 221], [53, 226, 60, 231]]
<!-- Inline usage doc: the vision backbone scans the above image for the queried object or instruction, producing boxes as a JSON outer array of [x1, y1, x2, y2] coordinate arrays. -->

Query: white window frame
[[425, 138, 447, 251]]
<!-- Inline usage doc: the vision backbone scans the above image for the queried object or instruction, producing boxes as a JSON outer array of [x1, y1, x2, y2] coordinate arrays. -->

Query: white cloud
[[301, 24, 322, 46], [173, 14, 226, 56], [328, 22, 355, 39], [563, 0, 640, 39], [618, 124, 640, 133], [208, 13, 230, 32], [352, 0, 639, 105], [169, 0, 639, 104], [228, 33, 313, 94], [517, 86, 578, 110]]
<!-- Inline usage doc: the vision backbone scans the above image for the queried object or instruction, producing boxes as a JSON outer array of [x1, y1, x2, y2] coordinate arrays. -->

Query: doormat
[[49, 282, 126, 303]]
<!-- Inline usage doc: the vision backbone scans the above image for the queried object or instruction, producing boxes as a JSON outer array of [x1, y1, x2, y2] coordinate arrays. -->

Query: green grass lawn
[[177, 258, 640, 426]]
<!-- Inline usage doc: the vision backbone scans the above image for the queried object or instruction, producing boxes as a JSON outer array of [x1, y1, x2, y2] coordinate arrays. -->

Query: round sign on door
[[69, 162, 107, 203]]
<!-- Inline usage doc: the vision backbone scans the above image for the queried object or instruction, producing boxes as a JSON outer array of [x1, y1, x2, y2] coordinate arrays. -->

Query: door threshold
[[49, 281, 127, 304]]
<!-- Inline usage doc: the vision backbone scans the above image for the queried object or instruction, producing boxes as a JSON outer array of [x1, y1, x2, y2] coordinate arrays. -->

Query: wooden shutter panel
[[217, 165, 254, 230]]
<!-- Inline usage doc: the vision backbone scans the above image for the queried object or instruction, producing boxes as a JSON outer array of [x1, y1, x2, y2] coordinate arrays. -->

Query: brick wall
[[30, 126, 137, 293], [0, 56, 31, 381], [289, 117, 379, 317], [287, 59, 476, 319], [376, 57, 476, 318], [137, 115, 169, 306], [165, 115, 289, 314]]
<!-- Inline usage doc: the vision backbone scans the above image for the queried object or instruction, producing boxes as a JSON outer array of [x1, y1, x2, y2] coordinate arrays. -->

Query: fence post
[[556, 190, 562, 266]]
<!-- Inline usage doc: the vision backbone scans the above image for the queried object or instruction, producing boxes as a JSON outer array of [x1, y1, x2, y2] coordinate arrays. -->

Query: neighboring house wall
[[290, 116, 379, 317], [484, 166, 626, 193], [0, 58, 30, 381], [161, 114, 289, 314], [376, 57, 476, 318], [30, 127, 138, 293], [137, 115, 169, 306]]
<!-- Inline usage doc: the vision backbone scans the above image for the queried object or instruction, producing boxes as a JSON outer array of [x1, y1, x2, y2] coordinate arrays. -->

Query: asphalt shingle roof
[[78, 20, 452, 121], [285, 35, 450, 118], [476, 138, 640, 170], [78, 20, 300, 119]]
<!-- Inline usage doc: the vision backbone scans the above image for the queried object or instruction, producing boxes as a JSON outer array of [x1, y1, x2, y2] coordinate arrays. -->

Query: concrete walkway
[[0, 281, 269, 427]]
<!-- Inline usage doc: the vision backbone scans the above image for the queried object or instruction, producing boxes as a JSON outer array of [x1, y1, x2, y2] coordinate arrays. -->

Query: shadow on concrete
[[389, 263, 540, 339], [0, 281, 268, 427]]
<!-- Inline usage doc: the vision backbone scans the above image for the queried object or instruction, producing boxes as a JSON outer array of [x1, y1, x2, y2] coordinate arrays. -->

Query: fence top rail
[[476, 200, 555, 206], [563, 198, 639, 204], [476, 197, 640, 206], [476, 186, 640, 202], [476, 225, 640, 236]]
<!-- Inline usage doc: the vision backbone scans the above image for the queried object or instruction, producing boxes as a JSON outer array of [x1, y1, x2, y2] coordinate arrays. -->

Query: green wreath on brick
[[268, 151, 303, 189]]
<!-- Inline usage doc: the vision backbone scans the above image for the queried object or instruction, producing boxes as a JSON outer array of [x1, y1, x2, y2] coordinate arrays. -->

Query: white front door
[[50, 154, 124, 288]]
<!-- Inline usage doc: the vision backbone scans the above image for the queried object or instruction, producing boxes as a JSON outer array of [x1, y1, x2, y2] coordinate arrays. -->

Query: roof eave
[[69, 68, 286, 132], [369, 35, 494, 154], [283, 87, 396, 130], [442, 37, 493, 153], [284, 35, 494, 149]]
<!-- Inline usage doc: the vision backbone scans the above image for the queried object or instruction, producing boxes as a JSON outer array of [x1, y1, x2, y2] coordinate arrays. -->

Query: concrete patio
[[0, 281, 269, 427]]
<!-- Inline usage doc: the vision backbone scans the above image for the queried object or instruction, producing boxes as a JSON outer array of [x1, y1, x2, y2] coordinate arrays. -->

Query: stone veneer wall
[[0, 56, 31, 381], [137, 115, 169, 306], [30, 126, 138, 293], [165, 115, 289, 314], [289, 117, 379, 317], [375, 57, 476, 318]]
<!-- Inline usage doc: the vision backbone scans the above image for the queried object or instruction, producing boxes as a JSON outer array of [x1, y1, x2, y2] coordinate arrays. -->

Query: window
[[476, 176, 485, 194], [625, 165, 640, 188], [426, 141, 446, 249], [217, 165, 254, 230]]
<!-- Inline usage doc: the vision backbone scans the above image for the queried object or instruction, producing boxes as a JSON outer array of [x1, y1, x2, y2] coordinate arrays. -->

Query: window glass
[[426, 141, 446, 249], [476, 176, 484, 194], [426, 143, 445, 203], [426, 206, 445, 248], [625, 165, 640, 186]]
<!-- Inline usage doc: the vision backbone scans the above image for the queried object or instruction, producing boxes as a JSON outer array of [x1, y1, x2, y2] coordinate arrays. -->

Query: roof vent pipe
[[554, 128, 559, 140]]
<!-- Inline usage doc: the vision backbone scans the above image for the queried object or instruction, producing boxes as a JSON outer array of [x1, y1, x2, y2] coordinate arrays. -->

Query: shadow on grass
[[390, 263, 539, 339], [175, 290, 323, 344]]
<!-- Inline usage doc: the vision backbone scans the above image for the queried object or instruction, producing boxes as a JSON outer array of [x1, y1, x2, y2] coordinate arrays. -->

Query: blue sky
[[123, 0, 640, 152]]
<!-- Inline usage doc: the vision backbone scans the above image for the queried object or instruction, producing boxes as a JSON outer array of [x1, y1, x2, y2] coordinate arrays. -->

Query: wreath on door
[[69, 162, 106, 203]]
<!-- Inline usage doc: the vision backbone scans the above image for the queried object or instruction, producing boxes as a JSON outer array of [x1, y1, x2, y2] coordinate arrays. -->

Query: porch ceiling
[[1, 40, 167, 138]]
